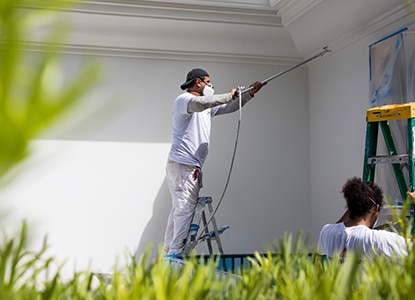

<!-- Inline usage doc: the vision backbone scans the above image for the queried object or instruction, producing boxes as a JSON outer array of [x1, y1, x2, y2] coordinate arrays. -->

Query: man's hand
[[248, 81, 266, 97], [407, 191, 415, 203], [230, 88, 238, 100]]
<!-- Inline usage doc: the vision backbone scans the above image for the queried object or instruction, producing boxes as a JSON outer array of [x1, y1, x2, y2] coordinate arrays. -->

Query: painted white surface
[[1, 140, 170, 274]]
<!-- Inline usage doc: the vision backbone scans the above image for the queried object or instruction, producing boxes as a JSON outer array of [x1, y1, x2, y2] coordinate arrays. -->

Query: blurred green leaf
[[0, 0, 101, 181]]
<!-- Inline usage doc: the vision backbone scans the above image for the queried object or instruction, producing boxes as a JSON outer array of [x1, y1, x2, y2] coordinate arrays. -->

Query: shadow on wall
[[134, 178, 171, 261]]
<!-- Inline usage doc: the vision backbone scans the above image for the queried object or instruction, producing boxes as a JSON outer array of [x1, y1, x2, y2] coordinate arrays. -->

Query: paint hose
[[196, 47, 331, 243]]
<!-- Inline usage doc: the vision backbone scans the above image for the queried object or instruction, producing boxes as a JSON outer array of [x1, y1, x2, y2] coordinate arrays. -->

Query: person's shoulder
[[370, 229, 408, 256], [321, 222, 345, 232], [372, 228, 403, 237], [346, 225, 383, 237], [324, 222, 345, 228], [176, 91, 193, 100], [370, 228, 406, 245], [174, 92, 193, 107]]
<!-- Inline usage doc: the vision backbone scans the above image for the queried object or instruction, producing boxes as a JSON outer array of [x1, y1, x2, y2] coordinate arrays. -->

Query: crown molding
[[24, 42, 303, 66], [32, 0, 282, 27], [271, 0, 323, 26], [23, 0, 410, 67], [23, 3, 299, 64], [83, 0, 273, 10]]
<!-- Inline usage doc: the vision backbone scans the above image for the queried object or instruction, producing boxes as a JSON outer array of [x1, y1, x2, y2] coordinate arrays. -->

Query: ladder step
[[367, 154, 408, 164], [199, 226, 230, 242], [197, 196, 212, 204], [366, 102, 415, 122]]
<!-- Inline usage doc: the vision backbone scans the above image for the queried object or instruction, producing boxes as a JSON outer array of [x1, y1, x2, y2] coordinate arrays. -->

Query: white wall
[[1, 54, 310, 275], [0, 140, 170, 275], [309, 15, 415, 242]]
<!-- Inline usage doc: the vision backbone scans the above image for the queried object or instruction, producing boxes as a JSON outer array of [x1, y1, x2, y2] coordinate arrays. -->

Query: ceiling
[[139, 0, 407, 55], [29, 0, 411, 64]]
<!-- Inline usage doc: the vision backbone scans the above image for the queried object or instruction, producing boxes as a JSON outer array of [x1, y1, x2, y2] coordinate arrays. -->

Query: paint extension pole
[[242, 46, 331, 94], [197, 47, 331, 242]]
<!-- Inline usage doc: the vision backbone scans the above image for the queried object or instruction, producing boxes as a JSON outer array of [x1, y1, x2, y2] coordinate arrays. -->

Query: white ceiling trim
[[72, 0, 282, 27], [23, 0, 413, 66], [24, 3, 298, 65], [24, 42, 303, 66], [104, 0, 273, 10], [271, 0, 323, 26]]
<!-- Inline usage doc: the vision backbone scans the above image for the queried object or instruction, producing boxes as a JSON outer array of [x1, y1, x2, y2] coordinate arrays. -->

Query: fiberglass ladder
[[363, 102, 415, 201]]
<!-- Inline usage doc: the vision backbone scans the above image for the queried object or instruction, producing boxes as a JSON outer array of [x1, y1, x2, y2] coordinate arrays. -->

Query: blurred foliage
[[0, 0, 101, 183], [1, 200, 414, 299], [1, 215, 415, 299], [402, 0, 415, 17]]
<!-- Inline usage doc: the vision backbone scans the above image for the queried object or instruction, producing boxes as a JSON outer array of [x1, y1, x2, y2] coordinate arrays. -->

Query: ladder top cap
[[366, 102, 415, 122]]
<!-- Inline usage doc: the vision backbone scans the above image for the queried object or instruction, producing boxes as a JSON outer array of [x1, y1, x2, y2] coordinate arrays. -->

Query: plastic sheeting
[[369, 26, 415, 202]]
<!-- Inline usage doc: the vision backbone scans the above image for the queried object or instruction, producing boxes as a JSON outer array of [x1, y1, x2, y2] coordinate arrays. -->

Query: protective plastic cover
[[369, 26, 415, 202]]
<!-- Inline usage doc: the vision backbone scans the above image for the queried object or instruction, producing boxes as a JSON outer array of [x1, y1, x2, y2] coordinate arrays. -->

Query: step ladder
[[183, 196, 229, 255], [363, 102, 415, 200]]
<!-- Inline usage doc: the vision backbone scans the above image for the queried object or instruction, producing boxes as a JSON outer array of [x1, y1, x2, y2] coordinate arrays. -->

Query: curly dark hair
[[342, 177, 384, 219]]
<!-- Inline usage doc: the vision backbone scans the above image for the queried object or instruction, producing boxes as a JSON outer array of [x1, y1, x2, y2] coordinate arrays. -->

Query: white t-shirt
[[318, 222, 409, 260], [167, 92, 222, 167], [167, 91, 253, 167]]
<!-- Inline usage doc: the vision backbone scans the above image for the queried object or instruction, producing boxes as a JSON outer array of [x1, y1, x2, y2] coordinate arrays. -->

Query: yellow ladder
[[363, 102, 415, 200]]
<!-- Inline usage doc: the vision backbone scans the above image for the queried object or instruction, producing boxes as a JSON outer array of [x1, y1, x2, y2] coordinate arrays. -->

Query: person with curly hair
[[317, 177, 411, 260]]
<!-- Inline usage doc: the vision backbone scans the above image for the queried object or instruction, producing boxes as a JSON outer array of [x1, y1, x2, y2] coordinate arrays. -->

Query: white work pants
[[164, 160, 201, 255]]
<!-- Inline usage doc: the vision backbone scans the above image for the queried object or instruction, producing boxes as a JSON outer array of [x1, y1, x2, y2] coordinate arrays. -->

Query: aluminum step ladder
[[363, 102, 415, 201], [183, 196, 229, 255]]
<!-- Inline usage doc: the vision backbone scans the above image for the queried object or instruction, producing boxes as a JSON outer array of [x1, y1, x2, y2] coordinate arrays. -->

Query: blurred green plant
[[402, 0, 415, 18], [0, 0, 101, 183], [2, 224, 415, 299]]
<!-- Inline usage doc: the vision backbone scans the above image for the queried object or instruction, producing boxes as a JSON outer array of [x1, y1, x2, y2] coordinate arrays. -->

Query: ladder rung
[[199, 226, 230, 242], [367, 154, 408, 164], [197, 196, 212, 204]]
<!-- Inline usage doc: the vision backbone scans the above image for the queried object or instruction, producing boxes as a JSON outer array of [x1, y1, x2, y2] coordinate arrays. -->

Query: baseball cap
[[180, 68, 210, 90]]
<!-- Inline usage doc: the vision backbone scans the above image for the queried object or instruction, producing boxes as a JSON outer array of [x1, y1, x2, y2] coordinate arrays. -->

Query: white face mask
[[202, 84, 215, 96]]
